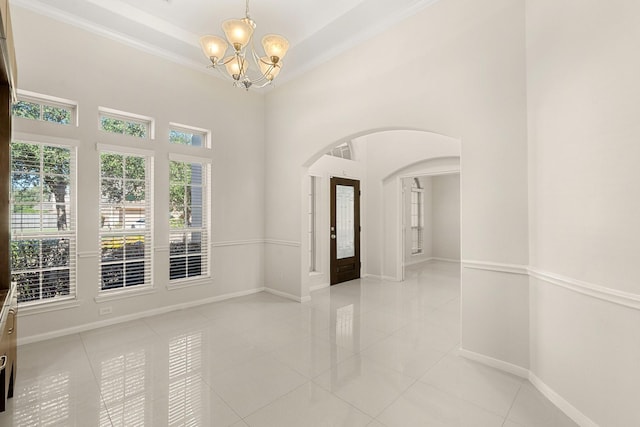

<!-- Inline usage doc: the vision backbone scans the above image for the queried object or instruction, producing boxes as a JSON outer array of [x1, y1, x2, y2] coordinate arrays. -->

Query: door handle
[[331, 234, 336, 239]]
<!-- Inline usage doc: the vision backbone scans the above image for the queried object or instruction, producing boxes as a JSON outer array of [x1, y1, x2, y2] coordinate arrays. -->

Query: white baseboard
[[458, 347, 529, 378], [430, 257, 460, 263], [460, 347, 598, 427], [18, 287, 265, 346], [529, 373, 599, 427], [309, 283, 329, 292], [264, 287, 310, 303], [404, 258, 432, 267]]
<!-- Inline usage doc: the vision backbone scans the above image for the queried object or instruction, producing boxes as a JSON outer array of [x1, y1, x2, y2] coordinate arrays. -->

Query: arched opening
[[300, 128, 461, 298]]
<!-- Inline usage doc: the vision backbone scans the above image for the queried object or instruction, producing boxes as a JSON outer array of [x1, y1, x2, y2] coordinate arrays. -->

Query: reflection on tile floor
[[0, 261, 578, 426]]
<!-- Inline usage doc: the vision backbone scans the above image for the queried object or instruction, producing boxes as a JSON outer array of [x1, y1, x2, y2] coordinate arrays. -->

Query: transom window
[[169, 123, 210, 148], [12, 90, 77, 126], [99, 148, 153, 291], [99, 107, 153, 139], [10, 140, 76, 304], [326, 142, 352, 160], [169, 156, 210, 281]]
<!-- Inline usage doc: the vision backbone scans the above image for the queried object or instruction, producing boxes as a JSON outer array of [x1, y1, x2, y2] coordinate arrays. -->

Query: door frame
[[330, 176, 361, 285]]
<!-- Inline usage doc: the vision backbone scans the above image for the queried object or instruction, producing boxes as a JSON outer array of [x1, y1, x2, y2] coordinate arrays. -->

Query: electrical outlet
[[99, 306, 113, 316]]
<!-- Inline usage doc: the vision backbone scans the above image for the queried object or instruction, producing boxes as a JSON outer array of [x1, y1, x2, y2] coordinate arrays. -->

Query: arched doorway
[[300, 129, 461, 297]]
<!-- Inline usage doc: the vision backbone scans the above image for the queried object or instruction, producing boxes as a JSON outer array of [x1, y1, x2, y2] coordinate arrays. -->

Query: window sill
[[95, 286, 156, 303], [18, 298, 82, 317], [167, 276, 212, 291]]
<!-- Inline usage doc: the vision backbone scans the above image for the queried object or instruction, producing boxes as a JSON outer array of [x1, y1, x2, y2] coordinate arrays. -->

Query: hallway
[[1, 262, 576, 426]]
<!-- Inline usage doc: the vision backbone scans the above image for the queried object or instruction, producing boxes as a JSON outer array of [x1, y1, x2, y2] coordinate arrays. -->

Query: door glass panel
[[336, 185, 355, 259]]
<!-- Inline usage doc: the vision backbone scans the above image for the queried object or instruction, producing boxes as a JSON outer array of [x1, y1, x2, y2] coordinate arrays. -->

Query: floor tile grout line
[[502, 381, 525, 426], [78, 332, 116, 427]]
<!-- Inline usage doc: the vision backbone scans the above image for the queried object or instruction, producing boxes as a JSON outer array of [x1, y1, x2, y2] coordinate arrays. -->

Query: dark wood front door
[[330, 177, 361, 285]]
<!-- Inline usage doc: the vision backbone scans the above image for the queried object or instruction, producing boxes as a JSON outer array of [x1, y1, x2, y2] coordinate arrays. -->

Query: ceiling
[[10, 0, 439, 85]]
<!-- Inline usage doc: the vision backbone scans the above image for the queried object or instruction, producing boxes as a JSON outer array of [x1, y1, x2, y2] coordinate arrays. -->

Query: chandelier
[[199, 0, 290, 90]]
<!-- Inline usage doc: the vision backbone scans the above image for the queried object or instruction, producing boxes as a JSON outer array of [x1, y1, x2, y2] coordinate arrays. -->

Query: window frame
[[308, 175, 320, 273], [411, 178, 424, 255], [98, 106, 155, 140], [10, 135, 78, 307], [13, 89, 79, 127], [169, 122, 211, 149], [168, 153, 211, 286], [97, 143, 154, 297]]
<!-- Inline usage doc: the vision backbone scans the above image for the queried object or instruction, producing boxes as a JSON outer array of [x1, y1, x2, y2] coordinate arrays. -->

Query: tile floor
[[0, 261, 578, 426]]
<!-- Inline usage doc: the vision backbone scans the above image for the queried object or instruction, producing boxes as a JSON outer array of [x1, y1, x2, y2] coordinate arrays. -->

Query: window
[[411, 178, 424, 255], [99, 107, 153, 139], [308, 175, 319, 272], [326, 142, 352, 160], [99, 148, 153, 291], [169, 123, 210, 148], [169, 156, 210, 281], [12, 90, 77, 126], [10, 140, 76, 304]]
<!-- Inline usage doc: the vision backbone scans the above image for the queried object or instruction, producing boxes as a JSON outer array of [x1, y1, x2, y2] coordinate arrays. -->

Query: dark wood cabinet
[[0, 283, 16, 412], [0, 0, 17, 413]]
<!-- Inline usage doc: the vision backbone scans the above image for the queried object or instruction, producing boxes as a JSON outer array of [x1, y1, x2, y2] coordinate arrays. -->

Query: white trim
[[12, 132, 81, 148], [85, 0, 199, 46], [155, 246, 170, 253], [18, 299, 82, 317], [211, 239, 264, 248], [265, 239, 301, 247], [169, 122, 212, 149], [94, 286, 156, 303], [14, 89, 79, 127], [458, 347, 529, 378], [462, 260, 529, 275], [529, 267, 640, 311], [166, 276, 212, 291], [11, 0, 211, 78], [462, 260, 640, 310], [96, 142, 155, 157], [17, 89, 78, 108], [98, 106, 155, 140], [529, 373, 599, 427], [264, 287, 310, 303], [18, 287, 266, 346], [404, 258, 432, 267], [98, 106, 153, 124], [431, 257, 460, 264], [309, 283, 330, 292], [460, 348, 598, 427], [78, 251, 99, 259], [168, 152, 212, 164]]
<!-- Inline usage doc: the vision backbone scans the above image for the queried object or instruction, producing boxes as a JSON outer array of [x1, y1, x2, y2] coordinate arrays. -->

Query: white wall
[[527, 0, 640, 425], [432, 174, 460, 260], [12, 7, 266, 342], [265, 0, 529, 370], [354, 131, 460, 279]]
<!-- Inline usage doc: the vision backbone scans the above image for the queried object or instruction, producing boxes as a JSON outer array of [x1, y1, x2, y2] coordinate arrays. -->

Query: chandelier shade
[[199, 35, 228, 61], [222, 18, 254, 50], [199, 0, 289, 90], [261, 34, 289, 62]]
